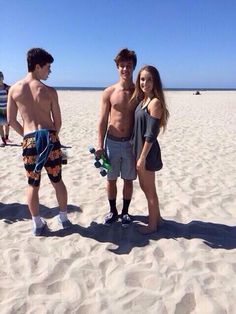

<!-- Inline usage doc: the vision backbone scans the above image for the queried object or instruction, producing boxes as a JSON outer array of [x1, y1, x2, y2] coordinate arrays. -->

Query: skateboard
[[61, 147, 68, 165], [89, 146, 112, 177]]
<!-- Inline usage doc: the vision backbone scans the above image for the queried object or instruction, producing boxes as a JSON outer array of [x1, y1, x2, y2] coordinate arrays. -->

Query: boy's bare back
[[8, 74, 61, 135]]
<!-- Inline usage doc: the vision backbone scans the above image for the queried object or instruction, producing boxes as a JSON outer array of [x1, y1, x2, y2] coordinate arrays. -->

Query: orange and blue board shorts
[[22, 130, 62, 186]]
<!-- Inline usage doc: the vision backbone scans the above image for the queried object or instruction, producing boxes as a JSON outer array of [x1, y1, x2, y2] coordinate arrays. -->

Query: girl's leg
[[138, 169, 161, 234]]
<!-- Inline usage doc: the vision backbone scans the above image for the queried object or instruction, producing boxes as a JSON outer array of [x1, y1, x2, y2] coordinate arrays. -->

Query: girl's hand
[[136, 157, 146, 171]]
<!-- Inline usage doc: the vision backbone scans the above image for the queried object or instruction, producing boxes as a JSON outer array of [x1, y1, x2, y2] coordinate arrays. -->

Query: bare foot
[[138, 224, 157, 235], [137, 218, 164, 235]]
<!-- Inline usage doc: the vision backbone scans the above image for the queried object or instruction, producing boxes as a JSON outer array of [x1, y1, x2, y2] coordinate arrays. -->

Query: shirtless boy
[[96, 48, 137, 227], [7, 48, 72, 236]]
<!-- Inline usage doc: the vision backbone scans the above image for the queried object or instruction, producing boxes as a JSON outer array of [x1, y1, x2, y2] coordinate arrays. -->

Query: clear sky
[[1, 0, 236, 88]]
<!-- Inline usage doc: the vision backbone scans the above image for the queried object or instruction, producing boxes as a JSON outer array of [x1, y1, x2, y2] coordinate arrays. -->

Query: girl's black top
[[131, 102, 163, 171]]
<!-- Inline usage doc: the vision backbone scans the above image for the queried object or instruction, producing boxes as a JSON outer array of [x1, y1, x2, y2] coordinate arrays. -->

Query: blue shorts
[[0, 108, 7, 125], [105, 135, 136, 180]]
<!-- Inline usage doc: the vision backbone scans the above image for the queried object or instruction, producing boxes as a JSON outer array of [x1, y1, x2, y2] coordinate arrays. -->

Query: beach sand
[[0, 90, 236, 313]]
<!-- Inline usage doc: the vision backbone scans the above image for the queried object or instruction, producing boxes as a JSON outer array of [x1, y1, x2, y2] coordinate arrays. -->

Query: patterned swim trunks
[[22, 130, 62, 186]]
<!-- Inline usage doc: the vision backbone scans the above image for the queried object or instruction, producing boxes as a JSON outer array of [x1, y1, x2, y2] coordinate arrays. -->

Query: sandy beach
[[1, 90, 236, 314]]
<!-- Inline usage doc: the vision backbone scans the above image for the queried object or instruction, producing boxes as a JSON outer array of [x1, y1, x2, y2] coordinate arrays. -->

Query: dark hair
[[131, 65, 169, 132], [0, 71, 3, 78], [114, 48, 137, 70], [27, 48, 54, 72]]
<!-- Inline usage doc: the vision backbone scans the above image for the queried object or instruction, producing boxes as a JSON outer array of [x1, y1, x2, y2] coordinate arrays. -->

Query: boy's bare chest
[[110, 91, 133, 111]]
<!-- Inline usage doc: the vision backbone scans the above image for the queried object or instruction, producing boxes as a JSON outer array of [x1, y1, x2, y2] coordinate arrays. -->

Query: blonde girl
[[131, 65, 169, 234]]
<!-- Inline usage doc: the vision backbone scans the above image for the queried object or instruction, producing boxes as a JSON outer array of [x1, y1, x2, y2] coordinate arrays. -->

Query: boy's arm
[[7, 88, 24, 136], [96, 88, 111, 154], [50, 88, 62, 133]]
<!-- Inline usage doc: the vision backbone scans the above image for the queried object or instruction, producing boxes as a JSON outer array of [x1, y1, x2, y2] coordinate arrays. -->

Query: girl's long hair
[[131, 65, 169, 132]]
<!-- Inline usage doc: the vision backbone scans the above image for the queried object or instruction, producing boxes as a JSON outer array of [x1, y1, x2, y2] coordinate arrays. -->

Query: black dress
[[131, 103, 163, 171]]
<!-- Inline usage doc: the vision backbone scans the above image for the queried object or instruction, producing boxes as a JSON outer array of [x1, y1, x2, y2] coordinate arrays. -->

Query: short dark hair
[[0, 71, 3, 78], [114, 48, 137, 70], [27, 48, 54, 72]]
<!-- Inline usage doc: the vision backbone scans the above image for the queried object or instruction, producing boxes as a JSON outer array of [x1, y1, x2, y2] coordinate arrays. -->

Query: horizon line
[[54, 86, 236, 91]]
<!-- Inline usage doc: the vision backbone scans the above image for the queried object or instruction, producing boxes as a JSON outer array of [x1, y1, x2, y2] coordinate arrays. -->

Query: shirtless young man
[[7, 48, 72, 236], [96, 48, 137, 227]]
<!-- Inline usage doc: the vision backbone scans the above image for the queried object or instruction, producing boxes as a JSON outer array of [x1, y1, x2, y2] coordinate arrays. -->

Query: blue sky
[[1, 0, 236, 88]]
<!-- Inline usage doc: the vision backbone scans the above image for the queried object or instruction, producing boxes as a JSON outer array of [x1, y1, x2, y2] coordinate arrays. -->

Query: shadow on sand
[[0, 202, 81, 223], [1, 203, 235, 254], [6, 143, 22, 147], [57, 217, 236, 254]]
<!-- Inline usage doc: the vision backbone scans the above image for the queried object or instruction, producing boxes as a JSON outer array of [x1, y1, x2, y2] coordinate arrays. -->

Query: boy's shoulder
[[103, 83, 117, 97]]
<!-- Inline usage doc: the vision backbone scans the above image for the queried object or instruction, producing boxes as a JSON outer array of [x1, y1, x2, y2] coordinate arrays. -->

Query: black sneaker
[[121, 214, 132, 228], [104, 212, 118, 225]]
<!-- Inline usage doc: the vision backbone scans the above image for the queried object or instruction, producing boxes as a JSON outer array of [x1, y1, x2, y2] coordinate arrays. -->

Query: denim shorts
[[105, 135, 136, 180]]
